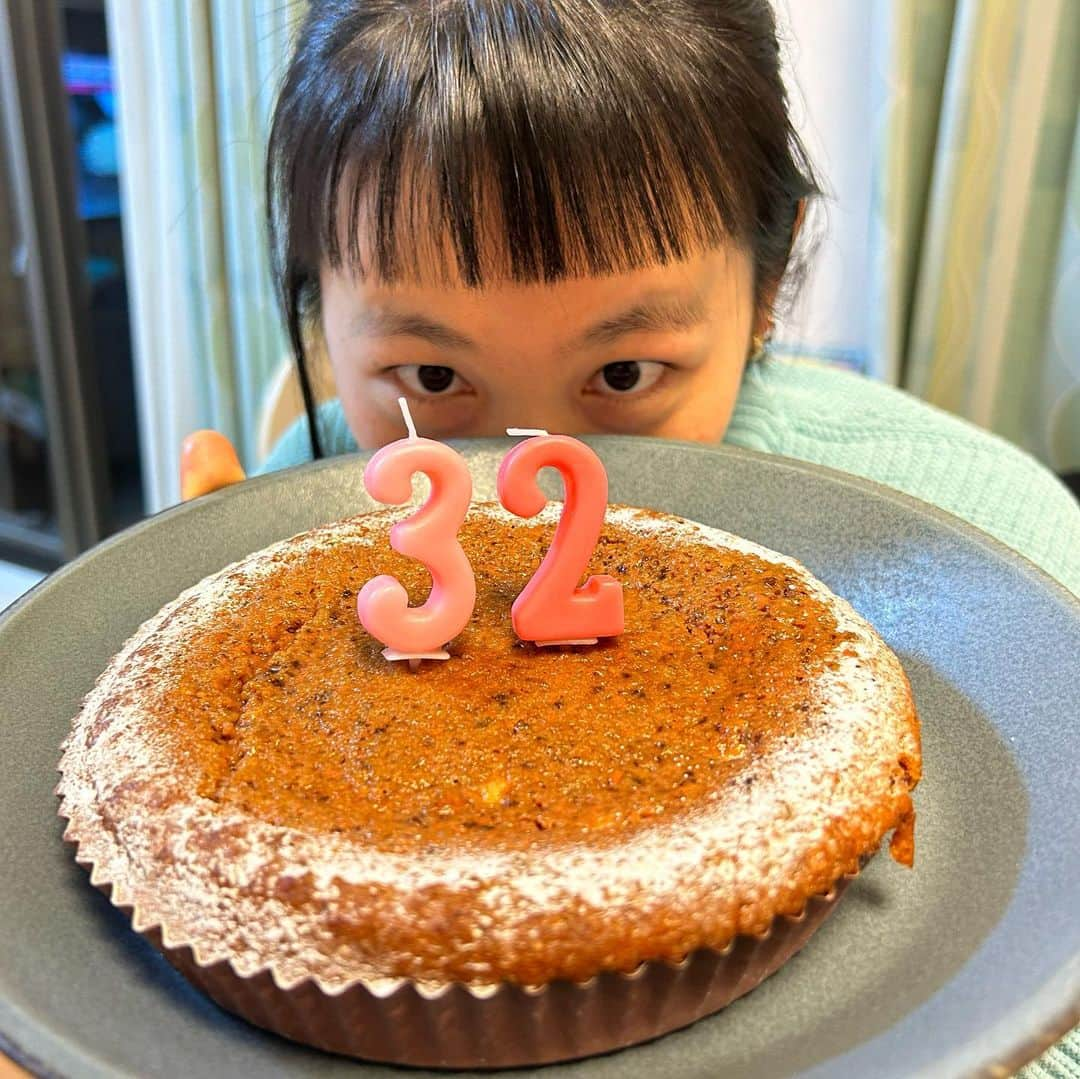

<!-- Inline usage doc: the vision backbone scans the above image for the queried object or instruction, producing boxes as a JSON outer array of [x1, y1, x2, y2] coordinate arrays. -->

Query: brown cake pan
[[70, 829, 853, 1070]]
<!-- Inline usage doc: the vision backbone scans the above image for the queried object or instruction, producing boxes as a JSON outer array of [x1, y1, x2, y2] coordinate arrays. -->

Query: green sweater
[[263, 357, 1079, 1078]]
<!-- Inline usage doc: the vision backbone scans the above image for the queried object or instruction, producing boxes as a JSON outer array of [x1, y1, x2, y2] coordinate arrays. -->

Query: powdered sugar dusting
[[57, 502, 918, 991]]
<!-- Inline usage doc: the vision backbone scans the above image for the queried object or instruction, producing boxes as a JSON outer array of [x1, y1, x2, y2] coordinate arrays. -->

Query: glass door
[[0, 129, 60, 564], [59, 0, 143, 532], [0, 0, 114, 567]]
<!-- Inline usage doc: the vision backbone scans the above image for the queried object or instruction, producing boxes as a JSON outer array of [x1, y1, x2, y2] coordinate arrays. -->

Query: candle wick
[[398, 397, 419, 440], [506, 428, 550, 437]]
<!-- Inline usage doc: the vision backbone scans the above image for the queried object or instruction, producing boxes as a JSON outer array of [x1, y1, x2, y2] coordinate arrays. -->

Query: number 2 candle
[[357, 399, 476, 664], [498, 430, 624, 646]]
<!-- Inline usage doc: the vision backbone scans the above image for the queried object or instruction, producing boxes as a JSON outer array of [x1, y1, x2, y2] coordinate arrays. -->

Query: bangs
[[269, 2, 789, 292]]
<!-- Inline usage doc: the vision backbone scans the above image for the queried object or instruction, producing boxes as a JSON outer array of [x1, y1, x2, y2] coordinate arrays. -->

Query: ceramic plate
[[1, 438, 1078, 1079]]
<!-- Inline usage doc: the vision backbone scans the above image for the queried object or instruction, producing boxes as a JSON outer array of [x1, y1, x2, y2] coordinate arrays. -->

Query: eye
[[587, 360, 667, 397], [394, 364, 468, 397]]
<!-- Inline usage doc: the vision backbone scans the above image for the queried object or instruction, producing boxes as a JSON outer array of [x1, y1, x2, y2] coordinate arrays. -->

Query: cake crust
[[57, 504, 920, 990]]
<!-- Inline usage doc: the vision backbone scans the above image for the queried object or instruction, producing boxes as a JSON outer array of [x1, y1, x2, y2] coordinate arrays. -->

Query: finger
[[180, 430, 246, 500]]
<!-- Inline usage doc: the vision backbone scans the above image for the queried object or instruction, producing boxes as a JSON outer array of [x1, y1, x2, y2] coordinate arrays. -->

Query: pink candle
[[357, 399, 476, 664], [498, 430, 624, 646]]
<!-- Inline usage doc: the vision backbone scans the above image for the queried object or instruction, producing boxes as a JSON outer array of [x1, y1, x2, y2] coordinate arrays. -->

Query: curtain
[[107, 0, 302, 509], [771, 0, 879, 373], [871, 0, 1080, 469], [1041, 125, 1080, 474]]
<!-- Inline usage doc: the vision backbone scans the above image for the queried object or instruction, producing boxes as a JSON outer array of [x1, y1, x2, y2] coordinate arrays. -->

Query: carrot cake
[[57, 502, 920, 1062]]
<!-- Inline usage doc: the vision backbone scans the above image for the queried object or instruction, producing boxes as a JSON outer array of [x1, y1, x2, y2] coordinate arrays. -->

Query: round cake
[[57, 502, 920, 1066]]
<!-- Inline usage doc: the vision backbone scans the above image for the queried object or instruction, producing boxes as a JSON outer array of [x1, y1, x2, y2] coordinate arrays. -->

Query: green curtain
[[1041, 108, 1080, 473], [873, 0, 1080, 470], [185, 0, 300, 460], [109, 0, 303, 504]]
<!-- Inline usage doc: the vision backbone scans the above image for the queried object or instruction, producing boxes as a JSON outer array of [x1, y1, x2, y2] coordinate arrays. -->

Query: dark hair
[[267, 0, 819, 457]]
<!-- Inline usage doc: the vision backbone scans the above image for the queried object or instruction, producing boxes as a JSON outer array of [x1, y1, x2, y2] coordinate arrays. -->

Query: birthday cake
[[57, 501, 920, 1066]]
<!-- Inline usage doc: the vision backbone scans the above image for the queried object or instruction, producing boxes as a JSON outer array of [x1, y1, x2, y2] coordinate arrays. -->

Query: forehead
[[320, 244, 755, 336]]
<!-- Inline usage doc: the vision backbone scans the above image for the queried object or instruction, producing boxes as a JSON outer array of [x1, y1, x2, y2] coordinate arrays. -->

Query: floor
[[0, 559, 45, 614]]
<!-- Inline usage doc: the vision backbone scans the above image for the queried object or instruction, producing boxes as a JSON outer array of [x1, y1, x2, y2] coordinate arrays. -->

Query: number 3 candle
[[357, 399, 476, 664], [498, 430, 624, 646]]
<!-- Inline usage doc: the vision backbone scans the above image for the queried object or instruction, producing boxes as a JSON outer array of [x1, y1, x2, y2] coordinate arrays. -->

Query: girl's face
[[319, 245, 758, 450]]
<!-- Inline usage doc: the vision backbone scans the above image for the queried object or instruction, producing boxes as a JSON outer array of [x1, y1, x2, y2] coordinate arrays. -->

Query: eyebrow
[[577, 291, 709, 347], [350, 290, 709, 354], [349, 308, 477, 351]]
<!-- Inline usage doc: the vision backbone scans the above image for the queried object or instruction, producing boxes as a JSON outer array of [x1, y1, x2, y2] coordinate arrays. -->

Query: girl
[[182, 0, 1079, 606], [179, 6, 1078, 1069]]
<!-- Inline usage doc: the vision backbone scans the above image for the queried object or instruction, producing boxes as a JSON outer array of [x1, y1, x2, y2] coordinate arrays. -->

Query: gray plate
[[1, 438, 1079, 1079]]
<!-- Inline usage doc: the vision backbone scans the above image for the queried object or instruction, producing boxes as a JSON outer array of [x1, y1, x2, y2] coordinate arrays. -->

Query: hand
[[180, 430, 246, 500]]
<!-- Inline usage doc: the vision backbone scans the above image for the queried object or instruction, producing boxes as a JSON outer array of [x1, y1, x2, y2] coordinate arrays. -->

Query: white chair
[[255, 343, 334, 461]]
